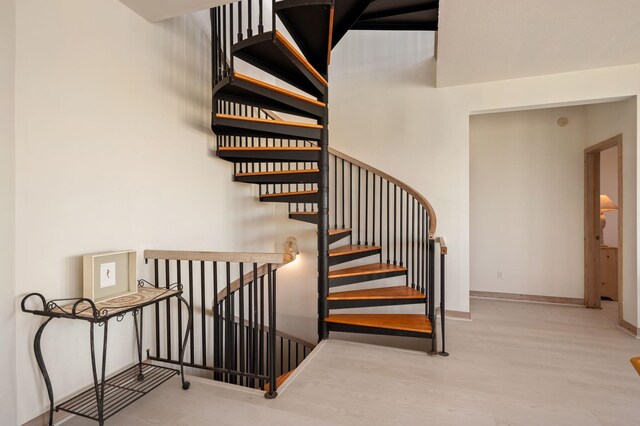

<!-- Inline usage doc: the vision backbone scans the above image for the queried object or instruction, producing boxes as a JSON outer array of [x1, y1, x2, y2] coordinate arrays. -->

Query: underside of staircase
[[211, 0, 446, 354]]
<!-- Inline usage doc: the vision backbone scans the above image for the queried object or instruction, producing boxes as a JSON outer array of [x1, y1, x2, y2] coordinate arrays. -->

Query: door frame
[[584, 134, 623, 323]]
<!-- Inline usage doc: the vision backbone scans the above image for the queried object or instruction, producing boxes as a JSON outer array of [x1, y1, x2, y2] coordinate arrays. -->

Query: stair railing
[[143, 249, 310, 398], [211, 0, 280, 86]]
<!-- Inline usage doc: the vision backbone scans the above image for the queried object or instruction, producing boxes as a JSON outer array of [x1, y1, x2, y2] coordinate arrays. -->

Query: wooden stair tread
[[261, 189, 318, 198], [218, 146, 320, 151], [264, 369, 295, 392], [274, 30, 328, 87], [325, 314, 432, 334], [234, 73, 325, 107], [329, 263, 407, 279], [327, 285, 424, 301], [216, 113, 322, 129], [290, 211, 318, 215], [328, 228, 350, 235], [236, 168, 319, 177], [329, 244, 381, 257]]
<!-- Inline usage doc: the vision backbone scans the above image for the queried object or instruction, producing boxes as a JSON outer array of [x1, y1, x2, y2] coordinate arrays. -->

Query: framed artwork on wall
[[83, 251, 138, 302]]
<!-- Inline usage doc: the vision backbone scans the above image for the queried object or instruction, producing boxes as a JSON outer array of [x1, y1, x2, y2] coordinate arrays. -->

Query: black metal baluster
[[350, 163, 353, 243], [238, 0, 243, 42], [440, 248, 448, 356], [399, 190, 403, 267], [258, 0, 264, 33], [333, 155, 337, 228], [177, 261, 183, 364], [379, 177, 383, 262], [341, 158, 345, 228], [393, 185, 397, 265], [405, 192, 409, 284], [239, 263, 245, 387], [266, 265, 277, 398], [213, 262, 220, 381], [188, 261, 195, 365], [222, 5, 227, 78], [386, 180, 390, 264], [365, 170, 369, 245], [412, 199, 416, 288], [200, 261, 206, 367], [247, 0, 253, 36], [357, 167, 361, 245], [372, 172, 376, 245], [225, 262, 232, 383], [165, 259, 171, 360], [259, 276, 265, 383], [154, 259, 160, 358]]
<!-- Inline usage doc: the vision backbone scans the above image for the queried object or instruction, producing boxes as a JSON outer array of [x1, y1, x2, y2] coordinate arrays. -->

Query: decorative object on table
[[599, 194, 618, 239], [83, 251, 137, 302]]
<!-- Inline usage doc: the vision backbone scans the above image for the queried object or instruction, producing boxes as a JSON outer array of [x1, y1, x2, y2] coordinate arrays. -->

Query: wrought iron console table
[[21, 281, 191, 425]]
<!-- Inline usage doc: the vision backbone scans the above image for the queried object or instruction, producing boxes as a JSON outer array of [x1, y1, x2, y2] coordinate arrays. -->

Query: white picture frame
[[83, 251, 138, 302]]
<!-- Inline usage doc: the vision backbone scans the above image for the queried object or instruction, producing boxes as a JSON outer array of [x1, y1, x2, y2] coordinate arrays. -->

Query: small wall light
[[284, 237, 300, 262]]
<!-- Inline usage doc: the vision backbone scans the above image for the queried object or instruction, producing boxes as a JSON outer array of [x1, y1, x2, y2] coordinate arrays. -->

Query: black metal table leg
[[133, 309, 144, 381], [90, 321, 109, 426], [34, 318, 54, 426], [178, 296, 191, 390]]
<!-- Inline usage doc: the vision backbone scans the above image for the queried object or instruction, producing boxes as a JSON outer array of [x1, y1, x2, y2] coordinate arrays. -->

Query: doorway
[[584, 134, 623, 324]]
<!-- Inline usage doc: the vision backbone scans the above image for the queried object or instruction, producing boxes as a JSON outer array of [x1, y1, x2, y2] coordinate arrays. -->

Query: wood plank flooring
[[63, 299, 640, 426]]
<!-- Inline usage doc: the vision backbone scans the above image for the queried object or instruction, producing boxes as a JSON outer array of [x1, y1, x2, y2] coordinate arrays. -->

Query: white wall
[[14, 1, 279, 423], [469, 107, 588, 299], [585, 99, 638, 324], [601, 147, 619, 247], [0, 0, 17, 423]]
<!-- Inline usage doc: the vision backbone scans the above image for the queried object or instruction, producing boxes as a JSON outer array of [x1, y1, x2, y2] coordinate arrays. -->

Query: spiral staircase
[[210, 0, 446, 353]]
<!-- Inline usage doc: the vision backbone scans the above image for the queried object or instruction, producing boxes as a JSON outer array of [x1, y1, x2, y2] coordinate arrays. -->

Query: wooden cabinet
[[600, 247, 618, 301]]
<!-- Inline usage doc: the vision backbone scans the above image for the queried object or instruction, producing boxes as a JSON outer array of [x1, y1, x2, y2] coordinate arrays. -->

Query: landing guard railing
[[143, 249, 313, 397]]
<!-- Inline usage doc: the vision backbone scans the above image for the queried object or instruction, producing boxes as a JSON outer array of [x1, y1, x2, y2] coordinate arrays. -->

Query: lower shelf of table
[[56, 363, 179, 422]]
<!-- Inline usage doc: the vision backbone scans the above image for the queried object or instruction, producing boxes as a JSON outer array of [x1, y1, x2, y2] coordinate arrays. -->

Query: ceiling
[[118, 0, 227, 22], [436, 0, 640, 87]]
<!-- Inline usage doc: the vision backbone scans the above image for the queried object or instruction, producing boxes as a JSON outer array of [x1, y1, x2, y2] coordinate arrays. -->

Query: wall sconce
[[284, 237, 300, 262]]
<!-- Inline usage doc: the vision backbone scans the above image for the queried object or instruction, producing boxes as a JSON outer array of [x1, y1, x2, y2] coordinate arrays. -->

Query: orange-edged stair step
[[213, 113, 323, 141], [235, 168, 320, 184], [328, 244, 381, 266], [327, 285, 425, 309], [214, 73, 326, 119], [328, 262, 407, 287], [264, 369, 295, 392], [232, 30, 327, 97], [325, 314, 432, 338], [217, 146, 320, 163], [328, 228, 351, 244], [260, 189, 319, 204]]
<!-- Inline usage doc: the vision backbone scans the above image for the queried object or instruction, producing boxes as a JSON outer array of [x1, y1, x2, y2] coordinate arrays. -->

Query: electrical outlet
[[497, 271, 503, 279]]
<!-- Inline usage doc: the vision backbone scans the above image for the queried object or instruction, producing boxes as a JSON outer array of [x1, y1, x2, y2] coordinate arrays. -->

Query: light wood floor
[[63, 298, 640, 426]]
